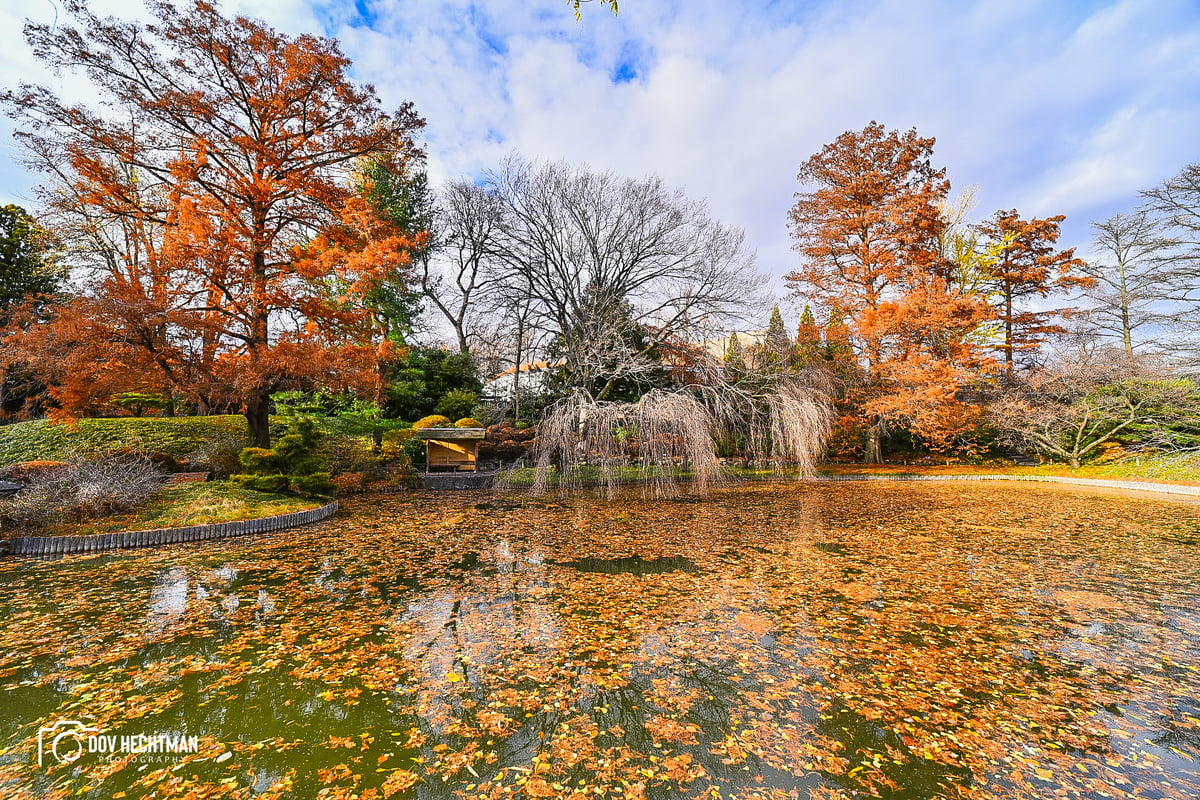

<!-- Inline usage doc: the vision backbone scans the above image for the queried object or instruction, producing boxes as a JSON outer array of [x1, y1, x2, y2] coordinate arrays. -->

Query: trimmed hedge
[[0, 416, 248, 466]]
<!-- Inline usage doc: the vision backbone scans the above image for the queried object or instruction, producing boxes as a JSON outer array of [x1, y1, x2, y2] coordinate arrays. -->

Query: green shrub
[[230, 417, 334, 498], [292, 472, 335, 497], [111, 392, 174, 417], [454, 417, 483, 428], [404, 436, 426, 469], [412, 414, 451, 430], [434, 388, 480, 421], [233, 474, 290, 494], [237, 447, 278, 473]]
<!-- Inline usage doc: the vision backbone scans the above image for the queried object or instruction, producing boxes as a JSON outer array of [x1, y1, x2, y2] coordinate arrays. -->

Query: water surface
[[1, 481, 1198, 799]]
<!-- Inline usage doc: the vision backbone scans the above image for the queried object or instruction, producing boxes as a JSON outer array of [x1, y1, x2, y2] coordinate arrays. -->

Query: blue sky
[[2, 0, 1198, 321]]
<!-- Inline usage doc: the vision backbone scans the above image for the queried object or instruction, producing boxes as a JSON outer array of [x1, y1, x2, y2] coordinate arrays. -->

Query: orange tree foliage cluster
[[1, 483, 1198, 799], [785, 123, 994, 460], [0, 0, 427, 446], [786, 123, 1089, 461], [975, 210, 1089, 374]]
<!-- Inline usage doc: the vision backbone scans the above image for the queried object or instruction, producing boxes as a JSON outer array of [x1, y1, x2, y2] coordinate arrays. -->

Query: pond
[[1, 482, 1198, 800]]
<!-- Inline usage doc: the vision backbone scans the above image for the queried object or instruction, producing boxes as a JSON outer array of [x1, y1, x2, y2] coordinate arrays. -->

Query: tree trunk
[[512, 314, 525, 422], [1004, 291, 1014, 377], [245, 396, 271, 448], [1121, 301, 1133, 359], [862, 420, 884, 464]]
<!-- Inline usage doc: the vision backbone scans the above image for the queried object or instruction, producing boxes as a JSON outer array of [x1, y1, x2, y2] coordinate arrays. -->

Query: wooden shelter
[[414, 427, 487, 473]]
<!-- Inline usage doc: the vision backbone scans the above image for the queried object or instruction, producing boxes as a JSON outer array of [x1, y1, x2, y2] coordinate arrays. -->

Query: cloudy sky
[[2, 0, 1198, 319]]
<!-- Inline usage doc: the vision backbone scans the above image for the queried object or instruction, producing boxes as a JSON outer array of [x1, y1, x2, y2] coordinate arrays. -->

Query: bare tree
[[1141, 162, 1200, 365], [421, 180, 507, 354], [989, 343, 1198, 466], [1079, 211, 1173, 357], [481, 156, 765, 400]]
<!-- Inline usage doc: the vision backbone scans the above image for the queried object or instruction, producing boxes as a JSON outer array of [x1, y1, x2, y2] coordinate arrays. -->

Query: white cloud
[[3, 0, 1198, 324]]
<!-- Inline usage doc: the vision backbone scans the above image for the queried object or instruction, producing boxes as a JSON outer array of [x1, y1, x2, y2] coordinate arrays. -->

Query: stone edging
[[2, 501, 338, 557], [817, 473, 1200, 497]]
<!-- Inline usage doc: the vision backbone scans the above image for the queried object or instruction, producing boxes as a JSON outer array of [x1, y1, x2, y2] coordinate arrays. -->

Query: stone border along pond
[[0, 501, 338, 557]]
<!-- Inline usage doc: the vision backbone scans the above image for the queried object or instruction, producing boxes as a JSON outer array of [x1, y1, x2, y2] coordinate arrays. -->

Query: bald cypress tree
[[794, 305, 823, 367]]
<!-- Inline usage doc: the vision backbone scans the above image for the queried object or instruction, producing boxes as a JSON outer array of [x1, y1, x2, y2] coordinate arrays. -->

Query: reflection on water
[[146, 566, 189, 633], [1, 482, 1199, 799]]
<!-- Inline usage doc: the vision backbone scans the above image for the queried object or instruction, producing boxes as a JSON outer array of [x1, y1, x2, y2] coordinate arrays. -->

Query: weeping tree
[[460, 155, 833, 495], [522, 367, 833, 498]]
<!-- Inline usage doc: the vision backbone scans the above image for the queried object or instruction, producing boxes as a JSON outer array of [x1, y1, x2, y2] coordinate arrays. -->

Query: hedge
[[0, 416, 249, 465]]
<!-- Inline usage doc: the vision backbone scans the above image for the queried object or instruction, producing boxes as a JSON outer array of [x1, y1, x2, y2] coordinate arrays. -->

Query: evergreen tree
[[724, 332, 748, 375], [0, 204, 62, 418], [0, 204, 60, 324], [758, 306, 791, 371], [825, 306, 853, 365]]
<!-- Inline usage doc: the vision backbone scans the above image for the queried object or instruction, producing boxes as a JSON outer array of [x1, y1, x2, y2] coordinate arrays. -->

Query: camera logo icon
[[37, 720, 99, 766]]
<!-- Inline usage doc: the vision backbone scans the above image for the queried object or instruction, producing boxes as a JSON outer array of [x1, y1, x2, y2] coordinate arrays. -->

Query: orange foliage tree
[[785, 123, 995, 462], [974, 210, 1089, 375], [0, 0, 425, 446]]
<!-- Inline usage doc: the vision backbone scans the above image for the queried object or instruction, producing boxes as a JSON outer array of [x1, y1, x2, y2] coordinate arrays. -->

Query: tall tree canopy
[[476, 157, 762, 401], [1141, 162, 1200, 366], [0, 204, 60, 323], [974, 210, 1087, 374], [786, 122, 994, 461], [1, 0, 425, 445], [1081, 211, 1173, 359]]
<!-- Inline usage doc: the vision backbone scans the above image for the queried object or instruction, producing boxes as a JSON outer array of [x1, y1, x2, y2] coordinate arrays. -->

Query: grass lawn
[[499, 454, 1200, 488], [42, 480, 321, 537], [819, 453, 1200, 486]]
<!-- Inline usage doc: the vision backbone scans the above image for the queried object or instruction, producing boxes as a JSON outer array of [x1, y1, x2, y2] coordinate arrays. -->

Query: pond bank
[[818, 472, 1200, 498], [1, 500, 338, 557]]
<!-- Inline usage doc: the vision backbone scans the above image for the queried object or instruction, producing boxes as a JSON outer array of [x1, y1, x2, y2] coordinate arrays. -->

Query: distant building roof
[[489, 358, 567, 381]]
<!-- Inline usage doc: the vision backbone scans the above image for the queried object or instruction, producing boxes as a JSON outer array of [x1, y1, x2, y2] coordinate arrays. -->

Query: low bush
[[454, 417, 483, 428], [231, 417, 335, 498], [412, 414, 451, 430], [0, 456, 164, 531]]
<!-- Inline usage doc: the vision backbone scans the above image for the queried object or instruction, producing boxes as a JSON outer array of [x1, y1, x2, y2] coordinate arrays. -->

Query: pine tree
[[824, 306, 852, 364], [758, 306, 791, 371], [724, 332, 747, 374]]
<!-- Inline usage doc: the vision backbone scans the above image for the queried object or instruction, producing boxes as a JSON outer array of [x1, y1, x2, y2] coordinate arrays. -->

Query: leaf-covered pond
[[2, 482, 1199, 799]]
